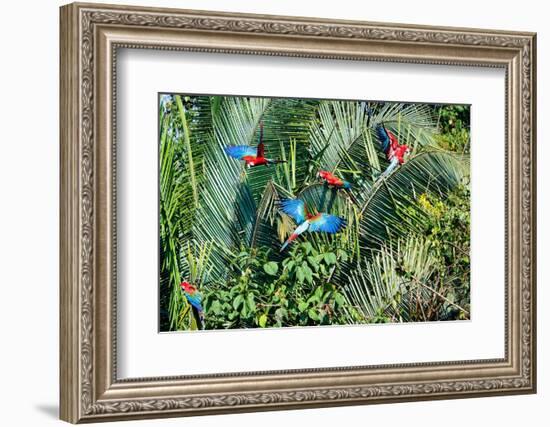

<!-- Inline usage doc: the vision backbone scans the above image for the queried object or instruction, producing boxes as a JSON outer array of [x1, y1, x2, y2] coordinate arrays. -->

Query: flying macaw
[[279, 198, 346, 252], [180, 281, 205, 329], [224, 122, 286, 168], [375, 124, 411, 178], [317, 170, 352, 189]]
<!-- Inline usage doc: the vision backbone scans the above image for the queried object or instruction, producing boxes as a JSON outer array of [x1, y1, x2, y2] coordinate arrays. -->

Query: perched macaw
[[317, 170, 352, 189], [180, 281, 205, 329], [279, 198, 346, 252], [224, 122, 286, 168], [375, 124, 411, 178]]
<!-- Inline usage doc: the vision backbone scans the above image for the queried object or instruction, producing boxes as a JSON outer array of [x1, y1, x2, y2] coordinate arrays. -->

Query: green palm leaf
[[343, 236, 439, 322], [343, 234, 469, 322], [191, 96, 278, 277], [159, 100, 191, 330], [358, 150, 469, 250]]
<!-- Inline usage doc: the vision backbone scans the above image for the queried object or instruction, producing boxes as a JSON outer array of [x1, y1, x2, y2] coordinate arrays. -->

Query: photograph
[[159, 94, 471, 331]]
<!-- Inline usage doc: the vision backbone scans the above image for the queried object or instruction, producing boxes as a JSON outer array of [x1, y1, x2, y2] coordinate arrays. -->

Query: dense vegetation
[[159, 95, 470, 331]]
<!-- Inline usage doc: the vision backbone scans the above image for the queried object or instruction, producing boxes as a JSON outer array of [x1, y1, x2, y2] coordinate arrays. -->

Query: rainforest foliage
[[159, 95, 471, 331]]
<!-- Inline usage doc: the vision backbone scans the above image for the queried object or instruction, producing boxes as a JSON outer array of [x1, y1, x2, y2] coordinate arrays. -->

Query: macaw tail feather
[[343, 181, 352, 190], [364, 103, 374, 127], [375, 124, 390, 153], [267, 159, 287, 164], [280, 233, 299, 252], [198, 310, 205, 330], [379, 158, 399, 180], [191, 306, 205, 330]]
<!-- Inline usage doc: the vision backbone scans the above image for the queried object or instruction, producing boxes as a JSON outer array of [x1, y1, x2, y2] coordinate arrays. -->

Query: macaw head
[[317, 170, 330, 180], [395, 144, 410, 164], [180, 281, 195, 293]]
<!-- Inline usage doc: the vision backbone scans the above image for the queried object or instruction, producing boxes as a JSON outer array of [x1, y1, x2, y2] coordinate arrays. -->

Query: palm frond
[[159, 103, 191, 330], [358, 150, 469, 250], [309, 100, 369, 173], [250, 181, 283, 252], [343, 236, 439, 322], [192, 97, 267, 278], [246, 98, 318, 198]]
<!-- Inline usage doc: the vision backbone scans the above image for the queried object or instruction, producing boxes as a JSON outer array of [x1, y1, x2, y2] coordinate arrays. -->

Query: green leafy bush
[[435, 105, 470, 154], [203, 243, 359, 328]]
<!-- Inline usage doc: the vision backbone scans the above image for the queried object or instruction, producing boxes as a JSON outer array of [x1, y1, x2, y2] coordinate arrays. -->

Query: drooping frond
[[342, 236, 439, 322], [358, 150, 469, 250]]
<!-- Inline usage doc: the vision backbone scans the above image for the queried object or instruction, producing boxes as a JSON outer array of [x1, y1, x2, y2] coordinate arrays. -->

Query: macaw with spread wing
[[224, 122, 286, 168], [180, 281, 205, 329], [375, 124, 410, 178], [279, 198, 346, 252]]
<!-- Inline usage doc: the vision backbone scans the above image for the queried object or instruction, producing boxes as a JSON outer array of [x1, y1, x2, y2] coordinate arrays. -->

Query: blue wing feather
[[308, 214, 346, 233], [375, 125, 390, 154], [185, 293, 203, 312], [224, 145, 257, 159], [279, 199, 306, 224]]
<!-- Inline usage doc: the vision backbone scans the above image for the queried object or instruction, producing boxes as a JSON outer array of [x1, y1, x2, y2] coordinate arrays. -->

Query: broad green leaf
[[233, 294, 245, 311], [246, 293, 256, 312], [324, 252, 337, 265], [308, 308, 319, 321], [303, 265, 314, 284], [263, 261, 279, 276], [296, 267, 305, 283]]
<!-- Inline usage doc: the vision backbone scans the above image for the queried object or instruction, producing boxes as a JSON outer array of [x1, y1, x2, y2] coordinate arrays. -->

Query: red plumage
[[393, 144, 409, 164], [318, 170, 343, 186], [317, 170, 352, 189], [180, 281, 197, 294], [385, 131, 409, 165]]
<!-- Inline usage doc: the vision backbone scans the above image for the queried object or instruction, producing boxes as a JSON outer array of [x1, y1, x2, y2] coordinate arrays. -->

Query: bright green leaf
[[324, 252, 337, 265], [263, 261, 279, 276], [296, 267, 305, 283], [246, 293, 256, 311], [303, 265, 314, 284], [233, 294, 244, 310], [308, 308, 319, 320]]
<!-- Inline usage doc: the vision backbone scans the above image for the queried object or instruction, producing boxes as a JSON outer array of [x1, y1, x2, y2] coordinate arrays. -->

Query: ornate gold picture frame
[[60, 2, 536, 423]]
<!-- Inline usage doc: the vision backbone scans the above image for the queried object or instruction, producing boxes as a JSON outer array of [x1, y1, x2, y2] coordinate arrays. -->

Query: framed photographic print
[[60, 2, 537, 423]]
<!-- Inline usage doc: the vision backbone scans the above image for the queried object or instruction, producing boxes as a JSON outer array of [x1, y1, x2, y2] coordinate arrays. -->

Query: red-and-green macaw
[[180, 281, 205, 329], [224, 122, 286, 168], [279, 198, 346, 252], [375, 124, 411, 177], [317, 170, 352, 189]]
